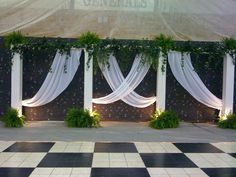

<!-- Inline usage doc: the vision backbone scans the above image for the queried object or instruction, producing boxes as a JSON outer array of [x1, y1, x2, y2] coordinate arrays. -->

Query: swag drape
[[22, 49, 82, 107], [92, 55, 156, 107], [22, 49, 223, 110], [168, 51, 222, 110]]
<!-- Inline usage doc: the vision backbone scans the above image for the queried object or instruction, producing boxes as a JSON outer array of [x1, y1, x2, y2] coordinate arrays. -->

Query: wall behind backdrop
[[0, 38, 11, 117], [166, 55, 223, 122], [22, 43, 85, 121], [0, 37, 235, 122]]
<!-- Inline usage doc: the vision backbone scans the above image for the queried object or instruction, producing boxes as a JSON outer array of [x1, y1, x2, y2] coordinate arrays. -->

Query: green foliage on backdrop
[[4, 31, 236, 73]]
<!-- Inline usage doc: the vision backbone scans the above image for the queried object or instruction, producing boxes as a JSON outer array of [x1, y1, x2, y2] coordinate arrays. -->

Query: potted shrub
[[218, 114, 236, 129], [149, 110, 180, 129], [65, 108, 101, 128], [1, 108, 25, 128]]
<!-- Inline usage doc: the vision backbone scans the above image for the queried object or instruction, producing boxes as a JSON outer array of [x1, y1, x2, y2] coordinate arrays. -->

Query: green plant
[[218, 114, 236, 129], [153, 34, 174, 71], [154, 34, 174, 56], [222, 37, 236, 63], [1, 108, 25, 128], [76, 31, 101, 69], [77, 109, 101, 128], [149, 110, 180, 129], [76, 31, 101, 48], [64, 108, 79, 127], [4, 30, 236, 74], [65, 108, 101, 128], [4, 31, 27, 48]]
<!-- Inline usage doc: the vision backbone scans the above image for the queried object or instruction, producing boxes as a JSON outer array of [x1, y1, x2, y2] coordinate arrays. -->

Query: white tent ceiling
[[0, 0, 236, 41]]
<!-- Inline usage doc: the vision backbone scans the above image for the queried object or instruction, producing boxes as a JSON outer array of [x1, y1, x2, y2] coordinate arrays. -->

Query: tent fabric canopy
[[0, 0, 236, 41]]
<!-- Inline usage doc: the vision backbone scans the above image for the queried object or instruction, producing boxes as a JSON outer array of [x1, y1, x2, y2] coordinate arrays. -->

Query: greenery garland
[[4, 31, 236, 73], [223, 38, 236, 64]]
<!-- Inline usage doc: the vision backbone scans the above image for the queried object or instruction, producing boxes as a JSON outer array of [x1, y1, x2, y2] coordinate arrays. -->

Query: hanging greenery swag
[[4, 31, 236, 73]]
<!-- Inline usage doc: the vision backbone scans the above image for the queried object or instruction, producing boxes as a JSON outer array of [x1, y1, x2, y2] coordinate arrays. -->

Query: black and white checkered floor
[[0, 141, 236, 177]]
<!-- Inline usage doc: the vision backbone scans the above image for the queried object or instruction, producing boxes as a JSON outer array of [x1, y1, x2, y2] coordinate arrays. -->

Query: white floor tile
[[109, 153, 125, 159], [50, 142, 94, 153], [149, 175, 170, 177], [135, 142, 181, 153], [31, 168, 54, 175], [183, 168, 208, 176], [110, 161, 127, 167], [185, 153, 236, 168], [92, 161, 110, 167], [29, 175, 50, 177], [7, 153, 29, 161], [0, 161, 22, 167], [0, 153, 15, 164], [126, 161, 145, 167], [211, 142, 236, 153], [71, 168, 91, 175], [147, 168, 168, 175], [93, 153, 109, 158], [0, 152, 46, 167], [165, 168, 187, 175], [51, 168, 72, 175], [19, 161, 41, 167], [0, 141, 15, 152], [49, 175, 70, 177]]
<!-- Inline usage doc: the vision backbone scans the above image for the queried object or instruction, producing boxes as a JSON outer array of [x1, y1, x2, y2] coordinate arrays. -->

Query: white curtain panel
[[93, 55, 156, 107], [22, 49, 82, 107], [168, 51, 222, 110]]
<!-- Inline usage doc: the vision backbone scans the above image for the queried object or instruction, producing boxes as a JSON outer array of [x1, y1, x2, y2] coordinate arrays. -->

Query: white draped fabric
[[22, 49, 82, 107], [168, 51, 222, 110], [92, 55, 156, 107], [21, 48, 223, 110]]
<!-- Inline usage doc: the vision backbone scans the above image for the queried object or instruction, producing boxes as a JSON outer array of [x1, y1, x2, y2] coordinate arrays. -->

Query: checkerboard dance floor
[[0, 141, 236, 177]]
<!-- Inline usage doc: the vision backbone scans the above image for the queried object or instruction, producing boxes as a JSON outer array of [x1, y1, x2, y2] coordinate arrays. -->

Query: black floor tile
[[94, 142, 137, 152], [174, 143, 223, 153], [140, 153, 197, 168], [38, 153, 93, 167], [229, 153, 236, 158], [91, 168, 150, 177], [3, 142, 54, 152], [0, 168, 33, 177], [202, 168, 236, 177]]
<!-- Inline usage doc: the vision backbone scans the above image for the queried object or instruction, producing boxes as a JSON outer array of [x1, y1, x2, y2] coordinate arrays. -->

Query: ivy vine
[[4, 31, 236, 74]]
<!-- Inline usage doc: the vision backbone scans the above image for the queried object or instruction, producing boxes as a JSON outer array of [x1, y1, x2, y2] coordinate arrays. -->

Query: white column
[[11, 53, 23, 116], [84, 50, 93, 111], [156, 54, 166, 111], [222, 54, 235, 116]]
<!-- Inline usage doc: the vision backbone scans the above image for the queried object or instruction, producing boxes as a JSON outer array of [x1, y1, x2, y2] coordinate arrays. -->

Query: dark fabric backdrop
[[166, 54, 223, 122], [93, 53, 156, 121], [22, 48, 84, 121], [0, 38, 11, 117]]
